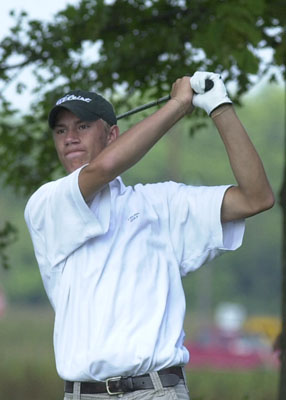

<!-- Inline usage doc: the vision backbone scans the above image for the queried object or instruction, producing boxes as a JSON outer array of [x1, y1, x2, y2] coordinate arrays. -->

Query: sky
[[1, 0, 77, 37], [1, 0, 79, 109]]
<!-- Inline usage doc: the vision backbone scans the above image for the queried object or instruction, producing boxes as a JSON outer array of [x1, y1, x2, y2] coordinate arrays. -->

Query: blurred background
[[0, 1, 284, 399]]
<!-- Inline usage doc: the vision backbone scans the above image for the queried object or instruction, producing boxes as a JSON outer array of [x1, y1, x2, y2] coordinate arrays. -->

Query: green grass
[[0, 306, 63, 399], [186, 369, 278, 400], [0, 306, 279, 400]]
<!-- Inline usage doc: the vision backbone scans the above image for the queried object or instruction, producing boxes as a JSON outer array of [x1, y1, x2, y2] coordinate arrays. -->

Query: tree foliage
[[0, 222, 17, 270], [0, 0, 285, 193]]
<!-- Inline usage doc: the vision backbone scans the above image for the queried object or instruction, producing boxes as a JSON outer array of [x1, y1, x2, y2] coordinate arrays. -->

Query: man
[[25, 72, 274, 400]]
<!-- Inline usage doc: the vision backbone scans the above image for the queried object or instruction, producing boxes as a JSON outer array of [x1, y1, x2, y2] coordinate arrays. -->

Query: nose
[[64, 127, 80, 145]]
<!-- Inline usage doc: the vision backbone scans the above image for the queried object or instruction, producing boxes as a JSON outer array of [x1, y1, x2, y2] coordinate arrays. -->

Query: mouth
[[65, 150, 85, 159]]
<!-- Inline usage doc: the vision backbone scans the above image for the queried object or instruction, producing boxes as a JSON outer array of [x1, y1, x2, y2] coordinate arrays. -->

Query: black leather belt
[[65, 366, 184, 395]]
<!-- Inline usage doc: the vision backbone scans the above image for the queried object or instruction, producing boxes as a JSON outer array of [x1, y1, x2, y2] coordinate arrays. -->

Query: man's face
[[53, 109, 111, 173]]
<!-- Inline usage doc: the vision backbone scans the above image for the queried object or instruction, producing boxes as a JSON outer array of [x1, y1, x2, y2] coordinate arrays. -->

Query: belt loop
[[181, 367, 189, 394], [73, 382, 81, 400], [149, 372, 164, 397], [181, 367, 187, 383]]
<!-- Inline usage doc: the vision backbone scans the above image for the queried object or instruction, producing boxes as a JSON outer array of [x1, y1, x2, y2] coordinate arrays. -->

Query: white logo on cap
[[56, 95, 92, 106]]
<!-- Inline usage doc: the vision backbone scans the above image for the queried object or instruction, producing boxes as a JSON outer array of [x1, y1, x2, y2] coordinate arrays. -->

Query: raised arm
[[191, 72, 275, 222], [79, 77, 193, 201], [212, 104, 274, 221]]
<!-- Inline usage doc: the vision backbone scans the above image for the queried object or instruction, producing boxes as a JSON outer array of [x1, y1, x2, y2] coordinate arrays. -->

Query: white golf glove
[[190, 71, 232, 115]]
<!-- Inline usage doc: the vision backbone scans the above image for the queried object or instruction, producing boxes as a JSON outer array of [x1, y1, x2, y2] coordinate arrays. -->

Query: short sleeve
[[24, 166, 111, 270], [166, 183, 245, 276]]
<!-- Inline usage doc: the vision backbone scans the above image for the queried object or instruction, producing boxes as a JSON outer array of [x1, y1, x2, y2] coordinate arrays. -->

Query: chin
[[65, 161, 86, 174]]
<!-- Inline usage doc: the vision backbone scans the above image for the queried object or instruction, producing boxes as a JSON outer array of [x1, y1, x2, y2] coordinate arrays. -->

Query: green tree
[[0, 222, 17, 270], [0, 0, 284, 191], [0, 0, 285, 398]]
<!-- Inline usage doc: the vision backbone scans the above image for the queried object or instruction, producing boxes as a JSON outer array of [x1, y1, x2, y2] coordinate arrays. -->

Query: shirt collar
[[109, 176, 126, 195]]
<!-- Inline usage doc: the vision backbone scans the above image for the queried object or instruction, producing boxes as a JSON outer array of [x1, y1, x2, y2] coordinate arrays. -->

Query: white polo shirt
[[24, 166, 245, 382]]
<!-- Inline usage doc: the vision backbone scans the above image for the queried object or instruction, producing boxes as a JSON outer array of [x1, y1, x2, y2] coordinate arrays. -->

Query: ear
[[107, 125, 120, 145]]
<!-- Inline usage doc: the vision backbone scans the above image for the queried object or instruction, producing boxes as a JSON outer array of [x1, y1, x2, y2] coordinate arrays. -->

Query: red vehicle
[[185, 327, 279, 370]]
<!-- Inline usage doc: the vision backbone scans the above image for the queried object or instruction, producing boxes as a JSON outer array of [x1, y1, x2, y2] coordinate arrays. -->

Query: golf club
[[117, 78, 214, 120]]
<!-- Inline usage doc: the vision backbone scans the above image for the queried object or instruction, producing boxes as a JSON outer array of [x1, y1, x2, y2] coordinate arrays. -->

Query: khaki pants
[[63, 371, 190, 400]]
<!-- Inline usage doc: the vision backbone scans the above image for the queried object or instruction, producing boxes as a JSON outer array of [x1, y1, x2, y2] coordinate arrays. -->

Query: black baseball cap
[[48, 89, 117, 129]]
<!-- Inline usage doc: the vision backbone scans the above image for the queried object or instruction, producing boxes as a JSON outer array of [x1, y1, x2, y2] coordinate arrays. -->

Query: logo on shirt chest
[[128, 212, 140, 223]]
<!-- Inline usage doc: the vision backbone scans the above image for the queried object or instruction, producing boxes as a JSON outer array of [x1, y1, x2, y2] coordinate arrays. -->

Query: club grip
[[205, 78, 214, 92]]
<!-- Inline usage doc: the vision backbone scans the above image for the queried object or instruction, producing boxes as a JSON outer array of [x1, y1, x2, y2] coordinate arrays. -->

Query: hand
[[190, 72, 232, 115], [171, 76, 194, 115]]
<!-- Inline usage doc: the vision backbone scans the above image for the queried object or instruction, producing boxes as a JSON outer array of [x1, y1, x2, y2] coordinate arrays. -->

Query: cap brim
[[48, 103, 100, 129]]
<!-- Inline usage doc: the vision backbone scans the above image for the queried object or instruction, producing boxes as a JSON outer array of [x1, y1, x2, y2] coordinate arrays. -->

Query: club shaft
[[117, 95, 170, 120], [116, 78, 214, 120]]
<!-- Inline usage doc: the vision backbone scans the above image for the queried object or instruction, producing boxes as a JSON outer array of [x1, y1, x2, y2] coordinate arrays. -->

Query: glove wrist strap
[[210, 104, 232, 119]]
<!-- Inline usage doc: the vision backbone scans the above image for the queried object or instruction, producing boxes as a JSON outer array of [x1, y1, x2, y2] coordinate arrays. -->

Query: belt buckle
[[106, 376, 123, 395]]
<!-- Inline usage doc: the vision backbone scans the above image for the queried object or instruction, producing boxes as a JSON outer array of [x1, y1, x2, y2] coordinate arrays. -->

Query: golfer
[[25, 72, 274, 400]]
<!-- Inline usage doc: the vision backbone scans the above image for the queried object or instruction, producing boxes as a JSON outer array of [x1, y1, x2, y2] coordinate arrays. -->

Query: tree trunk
[[278, 97, 286, 400]]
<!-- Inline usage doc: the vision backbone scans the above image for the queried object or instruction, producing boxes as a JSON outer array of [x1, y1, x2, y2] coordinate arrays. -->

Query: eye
[[79, 123, 90, 130], [54, 127, 66, 135]]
